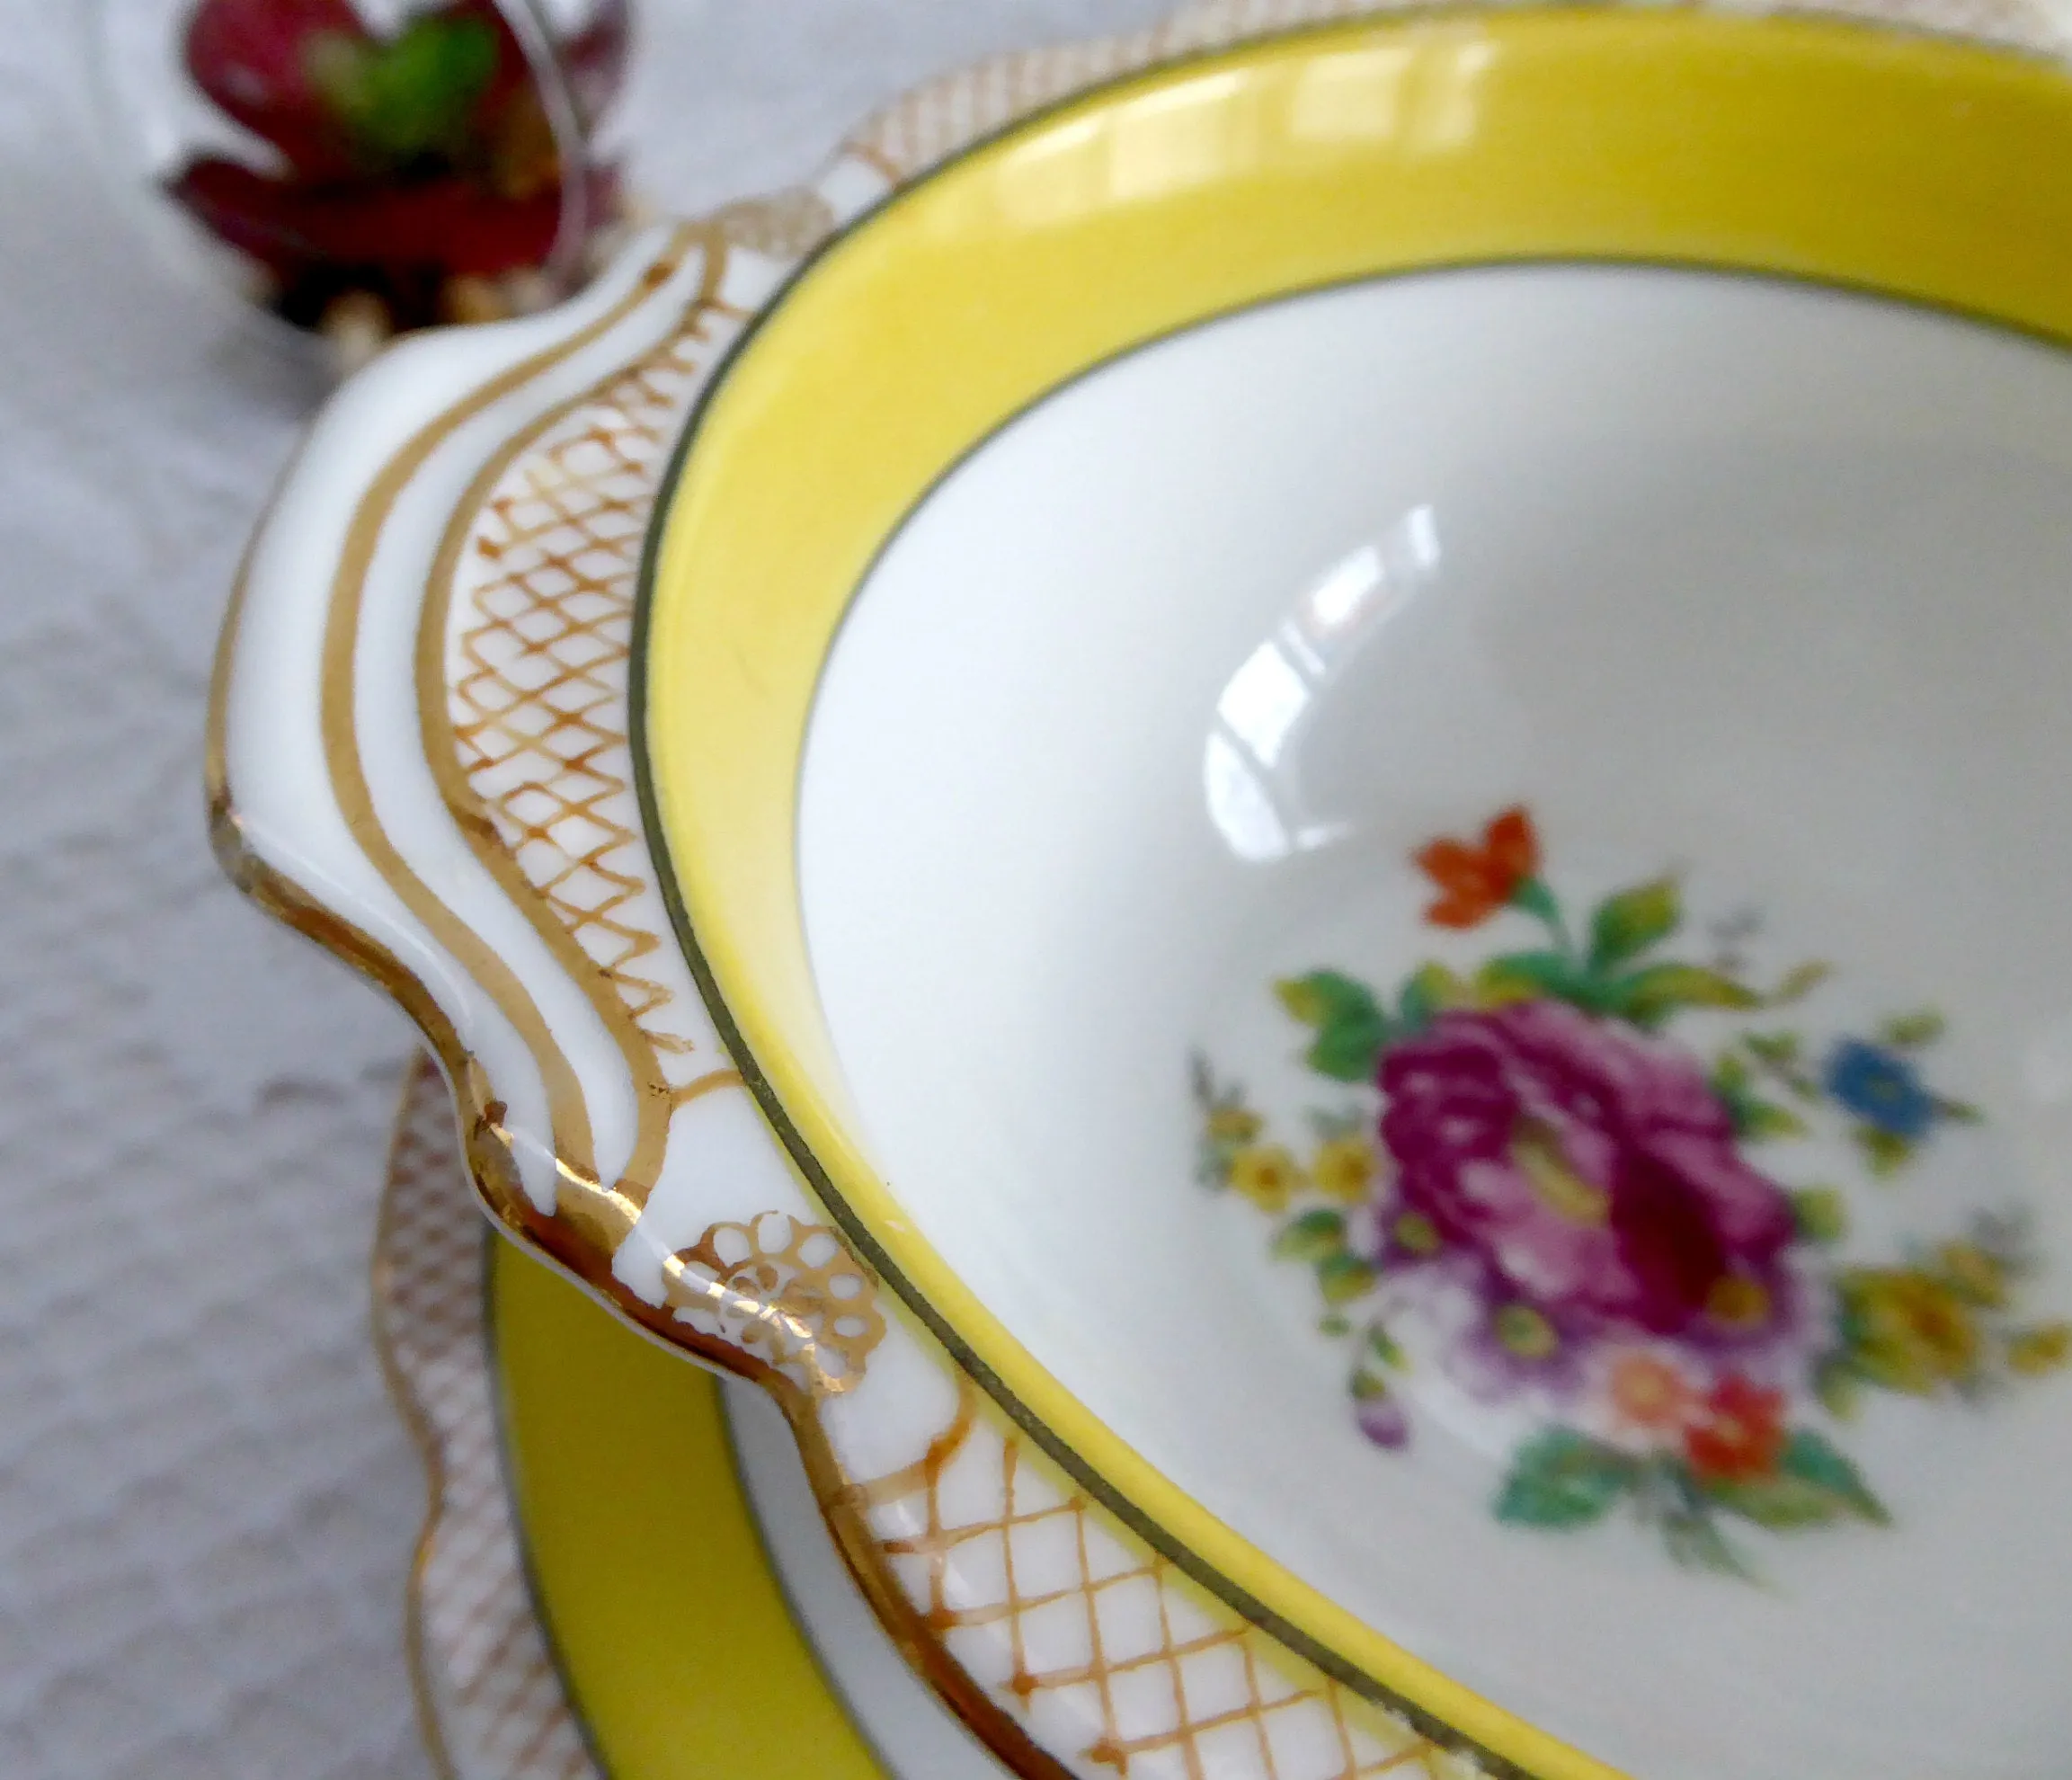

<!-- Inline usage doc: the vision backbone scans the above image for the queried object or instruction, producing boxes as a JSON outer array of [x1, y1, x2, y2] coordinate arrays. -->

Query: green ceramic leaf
[[1587, 877, 1681, 972], [1936, 1097, 1985, 1126], [1614, 964, 1763, 1028], [1779, 1428, 1890, 1524], [1272, 1208, 1347, 1263], [1316, 1253, 1378, 1306], [1790, 1187, 1850, 1245], [1276, 971, 1390, 1082], [1349, 1367, 1390, 1401], [1318, 1313, 1352, 1338], [1495, 1428, 1635, 1528], [311, 14, 499, 165], [1879, 1010, 1947, 1049]]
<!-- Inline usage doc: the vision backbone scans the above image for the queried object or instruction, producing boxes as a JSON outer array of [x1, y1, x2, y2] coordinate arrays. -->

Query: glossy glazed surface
[[642, 14, 2072, 1776]]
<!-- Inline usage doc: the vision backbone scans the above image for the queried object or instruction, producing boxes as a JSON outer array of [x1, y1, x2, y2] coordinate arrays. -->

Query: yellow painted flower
[[1228, 1145, 1303, 1214], [1206, 1106, 1262, 1144], [1936, 1241, 2008, 1309], [1312, 1135, 1377, 1205], [2007, 1322, 2072, 1376], [1843, 1268, 1980, 1394]]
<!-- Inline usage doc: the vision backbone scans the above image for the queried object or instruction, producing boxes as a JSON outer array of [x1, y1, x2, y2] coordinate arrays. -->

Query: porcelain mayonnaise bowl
[[212, 4, 2072, 1776]]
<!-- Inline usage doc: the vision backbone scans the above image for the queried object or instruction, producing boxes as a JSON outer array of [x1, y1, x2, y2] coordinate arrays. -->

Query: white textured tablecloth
[[0, 4, 1166, 1776]]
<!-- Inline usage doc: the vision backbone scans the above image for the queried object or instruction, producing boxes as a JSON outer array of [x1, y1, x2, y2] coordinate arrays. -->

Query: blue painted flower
[[1825, 1039, 1935, 1140]]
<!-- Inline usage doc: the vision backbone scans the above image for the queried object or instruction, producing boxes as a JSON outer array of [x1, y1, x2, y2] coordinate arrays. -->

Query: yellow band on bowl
[[642, 14, 2072, 1773]]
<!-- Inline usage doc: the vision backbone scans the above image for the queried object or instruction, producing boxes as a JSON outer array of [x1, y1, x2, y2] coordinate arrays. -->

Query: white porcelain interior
[[797, 263, 2072, 1780]]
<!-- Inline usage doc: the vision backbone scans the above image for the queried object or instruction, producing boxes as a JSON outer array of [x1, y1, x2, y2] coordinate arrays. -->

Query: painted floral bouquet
[[1196, 806, 2068, 1578]]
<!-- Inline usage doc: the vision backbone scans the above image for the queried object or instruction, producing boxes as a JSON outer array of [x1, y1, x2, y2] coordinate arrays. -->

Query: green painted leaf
[[1316, 1253, 1378, 1306], [1814, 1357, 1863, 1420], [1853, 1124, 1915, 1179], [1738, 1098, 1810, 1143], [1394, 975, 1435, 1038], [1394, 962, 1470, 1037], [1318, 1312, 1352, 1338], [1275, 970, 1370, 1028], [1704, 1473, 1852, 1529], [1744, 1031, 1801, 1067], [1509, 877, 1563, 928], [1779, 1428, 1890, 1524], [1495, 1428, 1636, 1528], [1588, 877, 1681, 972], [1936, 1097, 1985, 1126], [1276, 971, 1390, 1082], [1663, 1509, 1759, 1580], [1773, 961, 1834, 1004], [1614, 964, 1763, 1028], [1477, 950, 1588, 1009], [1349, 1367, 1391, 1401], [1272, 1208, 1347, 1263], [1791, 1188, 1850, 1245], [1879, 1009, 1947, 1050], [1366, 1323, 1408, 1370]]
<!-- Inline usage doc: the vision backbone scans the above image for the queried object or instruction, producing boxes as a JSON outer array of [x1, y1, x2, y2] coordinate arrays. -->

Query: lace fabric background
[[0, 4, 1167, 1777]]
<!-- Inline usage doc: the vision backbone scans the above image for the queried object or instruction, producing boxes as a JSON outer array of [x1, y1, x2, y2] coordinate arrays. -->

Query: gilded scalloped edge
[[373, 1053, 603, 1780], [227, 4, 2072, 1779], [409, 189, 1475, 1780]]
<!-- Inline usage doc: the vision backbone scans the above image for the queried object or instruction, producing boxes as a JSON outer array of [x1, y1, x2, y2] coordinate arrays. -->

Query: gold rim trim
[[207, 229, 1094, 1780], [414, 273, 752, 1216]]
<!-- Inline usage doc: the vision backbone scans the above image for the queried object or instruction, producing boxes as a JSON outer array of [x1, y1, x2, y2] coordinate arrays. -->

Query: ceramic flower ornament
[[167, 0, 627, 336], [1196, 805, 2068, 1578]]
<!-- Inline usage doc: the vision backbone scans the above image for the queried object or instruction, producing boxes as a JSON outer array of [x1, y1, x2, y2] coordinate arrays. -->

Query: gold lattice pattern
[[378, 1055, 600, 1780], [842, 0, 2063, 183], [663, 1212, 886, 1397], [448, 298, 745, 1084], [855, 1390, 1478, 1780]]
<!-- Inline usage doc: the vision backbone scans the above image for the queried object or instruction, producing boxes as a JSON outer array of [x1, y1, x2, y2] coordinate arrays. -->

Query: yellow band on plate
[[494, 1242, 887, 1780]]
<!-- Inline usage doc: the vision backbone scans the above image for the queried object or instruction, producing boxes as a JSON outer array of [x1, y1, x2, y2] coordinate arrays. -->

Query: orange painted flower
[[1415, 805, 1541, 929], [1607, 1353, 1696, 1435], [1683, 1375, 1786, 1483]]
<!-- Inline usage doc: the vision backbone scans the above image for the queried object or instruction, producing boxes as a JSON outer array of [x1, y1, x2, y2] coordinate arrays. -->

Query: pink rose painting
[[1192, 806, 2065, 1578]]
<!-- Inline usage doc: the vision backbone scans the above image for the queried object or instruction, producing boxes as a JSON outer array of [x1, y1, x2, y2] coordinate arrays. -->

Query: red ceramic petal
[[185, 0, 367, 175], [168, 157, 565, 284], [166, 155, 316, 278]]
